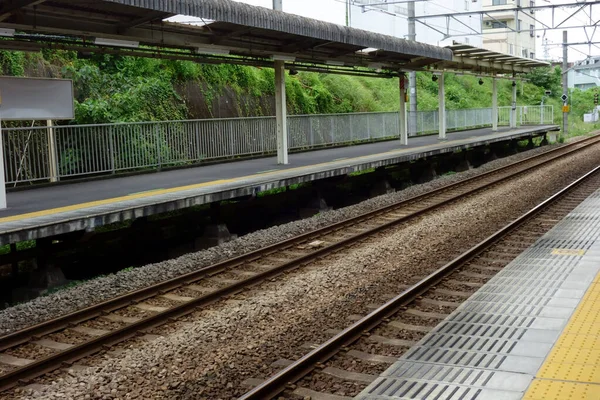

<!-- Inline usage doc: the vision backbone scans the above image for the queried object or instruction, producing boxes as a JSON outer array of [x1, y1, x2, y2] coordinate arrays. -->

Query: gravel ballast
[[6, 139, 600, 400], [0, 142, 568, 335]]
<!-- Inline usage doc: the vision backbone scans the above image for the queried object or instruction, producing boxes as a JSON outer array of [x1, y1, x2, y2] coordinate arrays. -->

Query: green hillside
[[0, 49, 596, 136]]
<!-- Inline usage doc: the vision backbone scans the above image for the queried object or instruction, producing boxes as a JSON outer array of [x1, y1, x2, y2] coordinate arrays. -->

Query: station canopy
[[0, 0, 451, 77], [0, 1, 546, 77], [439, 44, 550, 75]]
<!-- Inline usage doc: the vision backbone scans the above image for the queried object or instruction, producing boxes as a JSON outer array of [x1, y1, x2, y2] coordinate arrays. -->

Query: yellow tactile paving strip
[[523, 272, 600, 400]]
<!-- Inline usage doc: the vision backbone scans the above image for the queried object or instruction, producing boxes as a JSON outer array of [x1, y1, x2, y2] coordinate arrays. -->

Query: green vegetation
[[348, 167, 376, 177], [0, 239, 36, 255], [0, 50, 598, 137]]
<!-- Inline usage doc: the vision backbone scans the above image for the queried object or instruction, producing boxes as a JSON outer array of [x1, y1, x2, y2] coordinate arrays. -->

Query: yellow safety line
[[522, 272, 600, 399], [0, 135, 487, 223]]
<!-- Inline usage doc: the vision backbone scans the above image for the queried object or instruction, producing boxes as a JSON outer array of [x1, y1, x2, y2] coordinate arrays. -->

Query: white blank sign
[[0, 76, 74, 120]]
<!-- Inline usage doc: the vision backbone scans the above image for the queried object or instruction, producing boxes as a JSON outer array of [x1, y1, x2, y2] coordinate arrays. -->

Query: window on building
[[493, 0, 507, 5], [530, 52, 535, 59], [530, 0, 535, 14], [530, 24, 534, 37], [394, 5, 408, 15], [517, 19, 522, 31], [509, 44, 514, 54], [522, 49, 528, 58], [490, 20, 508, 29]]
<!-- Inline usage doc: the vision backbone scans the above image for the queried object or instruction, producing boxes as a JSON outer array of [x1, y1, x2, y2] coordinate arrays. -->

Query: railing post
[[229, 120, 235, 156], [46, 120, 59, 182], [194, 122, 201, 161], [309, 117, 314, 147], [109, 126, 115, 174], [155, 124, 162, 170], [330, 117, 334, 144]]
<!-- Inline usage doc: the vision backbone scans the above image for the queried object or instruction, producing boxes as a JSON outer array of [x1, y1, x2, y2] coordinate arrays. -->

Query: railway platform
[[0, 125, 557, 246], [356, 181, 600, 399]]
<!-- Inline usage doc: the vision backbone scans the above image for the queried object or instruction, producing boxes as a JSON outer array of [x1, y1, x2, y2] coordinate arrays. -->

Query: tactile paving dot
[[523, 380, 600, 400], [546, 348, 600, 365], [555, 334, 600, 350], [537, 363, 600, 383]]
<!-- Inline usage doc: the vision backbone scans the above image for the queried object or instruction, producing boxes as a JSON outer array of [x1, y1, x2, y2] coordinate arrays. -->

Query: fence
[[5, 105, 553, 185]]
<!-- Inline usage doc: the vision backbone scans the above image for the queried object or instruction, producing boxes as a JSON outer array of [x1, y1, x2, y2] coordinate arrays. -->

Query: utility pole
[[562, 30, 569, 137], [345, 0, 352, 26], [408, 0, 417, 136]]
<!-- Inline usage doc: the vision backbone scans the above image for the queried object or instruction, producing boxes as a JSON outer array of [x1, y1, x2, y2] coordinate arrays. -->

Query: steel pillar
[[0, 122, 6, 209], [407, 1, 417, 136], [510, 80, 517, 129], [492, 78, 498, 132], [438, 73, 446, 140], [274, 60, 288, 164], [47, 120, 58, 182], [399, 74, 408, 145], [562, 30, 569, 137]]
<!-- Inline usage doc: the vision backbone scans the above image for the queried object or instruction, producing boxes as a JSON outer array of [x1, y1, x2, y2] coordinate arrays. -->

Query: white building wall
[[568, 57, 600, 90], [481, 0, 537, 58]]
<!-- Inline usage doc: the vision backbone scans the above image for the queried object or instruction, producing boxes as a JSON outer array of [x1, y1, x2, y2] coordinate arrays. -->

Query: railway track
[[238, 164, 600, 400], [0, 135, 599, 392]]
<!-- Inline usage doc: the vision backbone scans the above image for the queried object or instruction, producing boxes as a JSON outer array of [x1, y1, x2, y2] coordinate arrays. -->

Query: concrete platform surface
[[1, 125, 557, 245], [356, 183, 600, 400]]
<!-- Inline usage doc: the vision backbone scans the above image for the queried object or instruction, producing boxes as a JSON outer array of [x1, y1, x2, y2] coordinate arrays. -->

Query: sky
[[171, 0, 600, 63]]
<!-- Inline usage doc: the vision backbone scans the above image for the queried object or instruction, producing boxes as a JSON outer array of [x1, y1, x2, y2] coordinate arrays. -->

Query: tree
[[525, 66, 562, 97]]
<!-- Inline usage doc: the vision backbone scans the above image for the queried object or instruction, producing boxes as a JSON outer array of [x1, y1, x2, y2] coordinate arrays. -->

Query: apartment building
[[350, 0, 482, 47], [567, 57, 600, 90], [482, 0, 536, 58]]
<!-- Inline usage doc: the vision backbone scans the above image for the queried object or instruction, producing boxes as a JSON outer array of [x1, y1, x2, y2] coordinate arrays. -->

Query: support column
[[399, 73, 408, 146], [47, 120, 58, 182], [274, 60, 288, 164], [438, 72, 446, 140], [510, 79, 517, 129], [0, 121, 6, 209], [492, 78, 498, 132]]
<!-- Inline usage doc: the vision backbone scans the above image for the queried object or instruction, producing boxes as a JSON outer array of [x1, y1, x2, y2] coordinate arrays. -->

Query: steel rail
[[238, 165, 600, 400], [0, 136, 598, 392], [1, 135, 596, 352]]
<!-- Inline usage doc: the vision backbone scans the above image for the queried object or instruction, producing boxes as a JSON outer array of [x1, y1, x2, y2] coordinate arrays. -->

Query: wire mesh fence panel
[[5, 127, 50, 184], [415, 110, 438, 134], [519, 105, 554, 125], [498, 107, 512, 126], [331, 114, 353, 144], [288, 116, 311, 149]]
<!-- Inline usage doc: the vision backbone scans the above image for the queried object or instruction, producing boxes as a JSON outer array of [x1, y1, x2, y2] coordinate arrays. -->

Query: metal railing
[[4, 105, 553, 185]]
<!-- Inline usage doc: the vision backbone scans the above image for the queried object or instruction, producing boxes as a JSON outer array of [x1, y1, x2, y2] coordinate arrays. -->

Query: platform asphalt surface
[[4, 126, 548, 219]]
